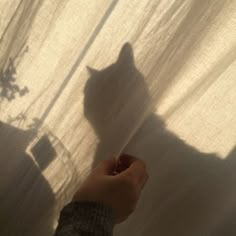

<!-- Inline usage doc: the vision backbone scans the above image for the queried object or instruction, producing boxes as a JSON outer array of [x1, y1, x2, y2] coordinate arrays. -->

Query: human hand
[[73, 154, 148, 223]]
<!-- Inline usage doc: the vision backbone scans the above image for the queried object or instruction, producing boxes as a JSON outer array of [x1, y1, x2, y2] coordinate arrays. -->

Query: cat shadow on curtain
[[0, 121, 56, 236], [83, 43, 236, 235]]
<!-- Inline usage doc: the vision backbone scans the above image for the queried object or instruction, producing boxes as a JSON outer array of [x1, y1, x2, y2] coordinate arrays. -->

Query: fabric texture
[[54, 201, 114, 236], [0, 0, 236, 235]]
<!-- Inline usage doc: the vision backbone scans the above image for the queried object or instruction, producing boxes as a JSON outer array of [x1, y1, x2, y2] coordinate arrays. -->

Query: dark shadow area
[[83, 43, 236, 235], [0, 121, 56, 236], [84, 43, 151, 167]]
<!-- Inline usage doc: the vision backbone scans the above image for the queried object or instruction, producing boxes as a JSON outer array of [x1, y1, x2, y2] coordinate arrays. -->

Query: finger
[[118, 157, 148, 188], [118, 153, 140, 167], [127, 160, 148, 187], [116, 153, 146, 173], [95, 157, 117, 175], [119, 153, 146, 173], [113, 154, 139, 174], [140, 171, 149, 189]]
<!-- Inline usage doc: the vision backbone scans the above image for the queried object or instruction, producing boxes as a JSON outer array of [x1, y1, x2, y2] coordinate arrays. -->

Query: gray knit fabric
[[54, 201, 114, 236]]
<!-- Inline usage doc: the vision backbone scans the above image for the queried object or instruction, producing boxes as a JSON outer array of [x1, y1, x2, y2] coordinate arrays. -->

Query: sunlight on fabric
[[0, 0, 236, 235]]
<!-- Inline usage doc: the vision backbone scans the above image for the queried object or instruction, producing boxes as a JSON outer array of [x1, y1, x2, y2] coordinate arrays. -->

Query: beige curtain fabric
[[0, 0, 236, 235]]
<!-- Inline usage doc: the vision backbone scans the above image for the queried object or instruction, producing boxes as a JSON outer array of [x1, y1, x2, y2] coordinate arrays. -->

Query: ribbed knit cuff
[[55, 201, 114, 236]]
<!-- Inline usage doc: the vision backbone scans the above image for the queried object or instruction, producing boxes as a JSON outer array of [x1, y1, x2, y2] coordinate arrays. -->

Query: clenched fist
[[73, 154, 148, 223]]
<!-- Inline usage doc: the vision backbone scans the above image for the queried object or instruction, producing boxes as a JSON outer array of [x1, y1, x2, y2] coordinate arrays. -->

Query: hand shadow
[[0, 122, 57, 236], [83, 43, 236, 235]]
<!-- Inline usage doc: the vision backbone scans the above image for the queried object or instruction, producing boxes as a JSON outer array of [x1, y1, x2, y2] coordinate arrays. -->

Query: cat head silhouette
[[84, 43, 150, 140]]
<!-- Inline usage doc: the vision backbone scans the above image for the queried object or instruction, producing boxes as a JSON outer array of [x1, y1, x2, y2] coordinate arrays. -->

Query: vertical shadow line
[[38, 0, 119, 127]]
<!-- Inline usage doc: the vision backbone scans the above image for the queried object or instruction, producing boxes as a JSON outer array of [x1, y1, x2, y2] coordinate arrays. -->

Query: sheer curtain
[[0, 0, 236, 235]]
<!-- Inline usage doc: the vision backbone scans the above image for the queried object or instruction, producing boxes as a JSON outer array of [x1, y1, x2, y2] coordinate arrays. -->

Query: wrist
[[56, 201, 115, 235]]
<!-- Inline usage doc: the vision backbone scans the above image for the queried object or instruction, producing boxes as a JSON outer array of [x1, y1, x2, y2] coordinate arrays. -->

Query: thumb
[[95, 157, 117, 175]]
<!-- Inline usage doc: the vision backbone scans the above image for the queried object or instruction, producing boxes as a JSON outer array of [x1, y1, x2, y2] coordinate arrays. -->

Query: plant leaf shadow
[[0, 46, 29, 102]]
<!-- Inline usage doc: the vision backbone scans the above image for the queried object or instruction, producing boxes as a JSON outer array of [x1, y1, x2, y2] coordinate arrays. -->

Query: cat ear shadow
[[87, 66, 99, 76], [117, 42, 135, 65]]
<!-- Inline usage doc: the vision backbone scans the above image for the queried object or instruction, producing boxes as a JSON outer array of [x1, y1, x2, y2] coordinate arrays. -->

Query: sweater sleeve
[[54, 201, 115, 236]]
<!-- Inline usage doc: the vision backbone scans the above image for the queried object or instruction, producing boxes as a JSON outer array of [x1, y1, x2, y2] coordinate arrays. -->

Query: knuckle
[[139, 160, 147, 169], [139, 158, 145, 165], [124, 176, 137, 190], [119, 175, 135, 189], [101, 159, 109, 165]]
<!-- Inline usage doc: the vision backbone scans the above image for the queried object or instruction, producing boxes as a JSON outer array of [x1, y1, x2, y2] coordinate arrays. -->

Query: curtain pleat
[[0, 0, 236, 235]]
